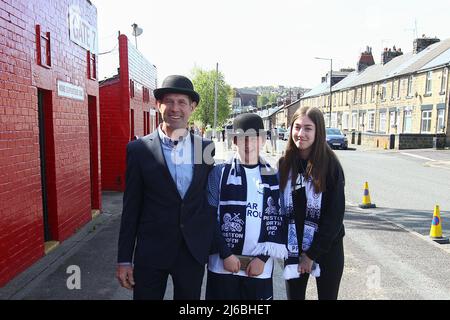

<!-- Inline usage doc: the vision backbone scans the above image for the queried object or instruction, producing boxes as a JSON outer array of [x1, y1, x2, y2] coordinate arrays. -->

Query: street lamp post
[[131, 23, 143, 49], [213, 62, 218, 139], [315, 57, 333, 127]]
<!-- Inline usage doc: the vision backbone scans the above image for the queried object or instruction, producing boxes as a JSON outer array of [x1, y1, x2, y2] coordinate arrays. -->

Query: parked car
[[276, 127, 287, 140], [284, 126, 290, 140], [326, 128, 348, 150]]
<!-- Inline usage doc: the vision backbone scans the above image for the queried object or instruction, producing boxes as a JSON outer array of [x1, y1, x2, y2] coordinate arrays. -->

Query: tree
[[190, 67, 232, 130], [257, 94, 269, 107], [268, 93, 278, 104], [258, 93, 278, 107]]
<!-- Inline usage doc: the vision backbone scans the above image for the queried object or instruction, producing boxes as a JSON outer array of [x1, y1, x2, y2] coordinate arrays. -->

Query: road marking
[[400, 152, 436, 162]]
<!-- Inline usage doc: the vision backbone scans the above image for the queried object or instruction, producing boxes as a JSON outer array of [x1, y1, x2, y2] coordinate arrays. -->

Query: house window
[[397, 79, 401, 98], [389, 111, 397, 131], [407, 75, 413, 97], [359, 87, 363, 104], [130, 109, 135, 140], [368, 111, 375, 131], [87, 51, 97, 80], [143, 87, 150, 103], [331, 112, 337, 128], [363, 86, 367, 104], [359, 113, 365, 130], [342, 112, 349, 130], [440, 68, 448, 94], [325, 113, 330, 127], [425, 71, 433, 95], [143, 111, 147, 135], [391, 81, 395, 100], [35, 25, 51, 68], [403, 110, 412, 133], [379, 112, 387, 132], [143, 111, 150, 135], [437, 109, 445, 132], [350, 113, 356, 130], [421, 110, 432, 133], [381, 82, 387, 100], [130, 79, 135, 98], [371, 84, 375, 102]]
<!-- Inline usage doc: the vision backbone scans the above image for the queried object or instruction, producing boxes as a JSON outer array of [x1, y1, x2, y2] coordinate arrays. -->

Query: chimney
[[381, 46, 403, 64], [413, 35, 440, 54], [357, 46, 375, 72]]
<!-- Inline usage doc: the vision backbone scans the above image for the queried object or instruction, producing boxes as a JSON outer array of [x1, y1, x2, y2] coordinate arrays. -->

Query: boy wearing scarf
[[205, 113, 288, 300]]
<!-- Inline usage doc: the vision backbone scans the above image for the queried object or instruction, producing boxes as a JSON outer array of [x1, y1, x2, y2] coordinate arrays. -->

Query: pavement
[[0, 140, 285, 300], [1, 139, 449, 300]]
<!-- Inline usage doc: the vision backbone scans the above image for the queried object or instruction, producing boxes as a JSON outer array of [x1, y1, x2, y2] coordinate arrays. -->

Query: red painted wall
[[0, 0, 100, 286], [99, 78, 126, 190], [99, 34, 158, 191]]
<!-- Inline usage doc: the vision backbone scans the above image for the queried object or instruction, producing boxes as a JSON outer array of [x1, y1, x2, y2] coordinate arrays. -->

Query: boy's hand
[[224, 255, 241, 273], [246, 257, 265, 277]]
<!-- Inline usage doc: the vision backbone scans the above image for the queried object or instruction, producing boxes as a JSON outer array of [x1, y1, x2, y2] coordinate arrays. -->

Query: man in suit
[[116, 75, 215, 300]]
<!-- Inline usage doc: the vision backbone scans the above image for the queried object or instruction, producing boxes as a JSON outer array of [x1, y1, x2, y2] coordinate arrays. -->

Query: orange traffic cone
[[359, 182, 376, 209], [430, 205, 449, 244]]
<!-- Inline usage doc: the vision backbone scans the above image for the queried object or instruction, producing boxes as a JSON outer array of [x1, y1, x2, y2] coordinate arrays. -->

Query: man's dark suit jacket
[[117, 131, 215, 269]]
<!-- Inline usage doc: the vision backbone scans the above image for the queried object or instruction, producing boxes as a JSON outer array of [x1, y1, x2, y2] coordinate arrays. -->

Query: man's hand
[[223, 255, 241, 273], [116, 265, 135, 290], [298, 253, 313, 274], [246, 257, 265, 277]]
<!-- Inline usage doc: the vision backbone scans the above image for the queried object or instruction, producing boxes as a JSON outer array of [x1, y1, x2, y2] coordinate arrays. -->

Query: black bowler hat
[[233, 113, 265, 136], [153, 75, 200, 103]]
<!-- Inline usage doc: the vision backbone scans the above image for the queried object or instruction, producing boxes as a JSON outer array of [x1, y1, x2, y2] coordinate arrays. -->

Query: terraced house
[[300, 36, 450, 149]]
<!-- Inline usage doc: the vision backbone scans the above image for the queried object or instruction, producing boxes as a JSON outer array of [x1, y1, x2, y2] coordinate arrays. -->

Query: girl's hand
[[298, 253, 313, 274]]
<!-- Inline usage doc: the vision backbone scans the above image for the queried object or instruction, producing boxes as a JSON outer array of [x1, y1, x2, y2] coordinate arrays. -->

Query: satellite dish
[[132, 23, 143, 36]]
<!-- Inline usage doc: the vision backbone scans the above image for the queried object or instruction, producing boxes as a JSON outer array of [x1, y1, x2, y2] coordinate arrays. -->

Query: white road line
[[400, 152, 436, 162]]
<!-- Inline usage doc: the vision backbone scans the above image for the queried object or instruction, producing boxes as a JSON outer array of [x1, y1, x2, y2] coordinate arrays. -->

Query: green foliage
[[258, 93, 278, 107], [258, 95, 269, 107], [190, 67, 232, 129]]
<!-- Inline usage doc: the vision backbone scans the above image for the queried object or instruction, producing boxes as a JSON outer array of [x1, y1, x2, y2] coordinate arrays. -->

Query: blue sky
[[92, 0, 450, 89]]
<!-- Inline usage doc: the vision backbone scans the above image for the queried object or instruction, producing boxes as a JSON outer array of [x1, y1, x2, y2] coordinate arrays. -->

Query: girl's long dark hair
[[279, 106, 340, 194]]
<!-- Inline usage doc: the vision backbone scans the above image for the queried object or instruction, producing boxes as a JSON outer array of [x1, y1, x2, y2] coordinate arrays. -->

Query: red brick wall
[[99, 35, 157, 191], [99, 78, 128, 190], [0, 0, 100, 286], [127, 35, 158, 136]]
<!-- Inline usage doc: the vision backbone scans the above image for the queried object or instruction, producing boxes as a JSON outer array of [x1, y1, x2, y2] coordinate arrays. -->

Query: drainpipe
[[444, 66, 450, 136], [444, 65, 449, 138]]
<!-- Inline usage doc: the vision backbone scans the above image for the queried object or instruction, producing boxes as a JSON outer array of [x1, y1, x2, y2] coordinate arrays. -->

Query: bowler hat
[[233, 113, 265, 136], [153, 75, 200, 103]]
